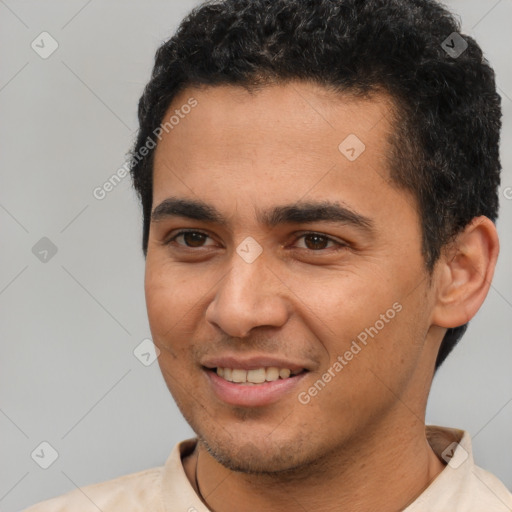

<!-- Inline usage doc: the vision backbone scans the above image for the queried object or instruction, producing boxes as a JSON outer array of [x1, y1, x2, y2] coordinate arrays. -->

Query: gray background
[[0, 1, 511, 510]]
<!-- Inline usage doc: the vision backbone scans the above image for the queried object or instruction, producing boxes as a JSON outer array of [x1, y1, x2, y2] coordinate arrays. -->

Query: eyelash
[[165, 229, 348, 252]]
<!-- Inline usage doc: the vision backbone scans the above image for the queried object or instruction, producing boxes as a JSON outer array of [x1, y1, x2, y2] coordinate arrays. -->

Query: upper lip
[[201, 355, 310, 372]]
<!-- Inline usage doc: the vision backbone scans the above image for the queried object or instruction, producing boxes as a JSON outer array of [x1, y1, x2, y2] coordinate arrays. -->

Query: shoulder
[[467, 464, 512, 511], [23, 466, 165, 512], [409, 426, 512, 511]]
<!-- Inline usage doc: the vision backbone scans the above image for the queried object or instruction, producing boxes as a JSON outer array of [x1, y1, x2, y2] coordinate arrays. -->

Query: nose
[[205, 249, 290, 338]]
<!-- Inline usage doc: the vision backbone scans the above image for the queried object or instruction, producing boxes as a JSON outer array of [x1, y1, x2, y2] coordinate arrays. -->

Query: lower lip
[[205, 369, 308, 407]]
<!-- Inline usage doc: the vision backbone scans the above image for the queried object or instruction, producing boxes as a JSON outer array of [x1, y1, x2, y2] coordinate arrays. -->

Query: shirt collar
[[161, 438, 211, 512], [161, 427, 509, 512]]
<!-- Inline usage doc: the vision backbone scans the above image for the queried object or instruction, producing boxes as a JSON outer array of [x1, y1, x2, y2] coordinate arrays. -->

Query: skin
[[145, 81, 499, 511]]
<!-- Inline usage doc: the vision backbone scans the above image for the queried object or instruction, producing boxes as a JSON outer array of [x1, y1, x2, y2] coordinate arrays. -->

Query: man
[[25, 0, 512, 510]]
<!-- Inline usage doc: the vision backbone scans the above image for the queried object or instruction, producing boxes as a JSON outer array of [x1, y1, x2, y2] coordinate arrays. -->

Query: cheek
[[145, 267, 200, 385], [144, 258, 222, 361], [306, 270, 418, 378], [144, 260, 194, 343], [309, 272, 391, 332]]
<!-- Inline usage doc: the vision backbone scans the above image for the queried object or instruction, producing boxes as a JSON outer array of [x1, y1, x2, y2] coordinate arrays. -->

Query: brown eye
[[182, 232, 207, 247], [303, 234, 330, 250], [294, 233, 342, 251], [168, 231, 216, 248]]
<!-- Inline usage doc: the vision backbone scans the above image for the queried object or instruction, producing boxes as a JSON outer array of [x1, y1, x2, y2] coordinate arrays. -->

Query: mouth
[[208, 366, 307, 385], [202, 364, 310, 407]]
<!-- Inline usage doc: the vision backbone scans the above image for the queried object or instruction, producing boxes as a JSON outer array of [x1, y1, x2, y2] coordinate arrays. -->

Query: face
[[145, 82, 439, 474]]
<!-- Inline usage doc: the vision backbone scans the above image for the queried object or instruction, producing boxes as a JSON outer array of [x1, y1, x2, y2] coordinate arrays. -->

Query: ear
[[431, 216, 499, 329]]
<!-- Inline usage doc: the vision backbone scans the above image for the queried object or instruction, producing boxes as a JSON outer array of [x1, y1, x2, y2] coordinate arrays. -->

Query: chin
[[198, 430, 316, 475]]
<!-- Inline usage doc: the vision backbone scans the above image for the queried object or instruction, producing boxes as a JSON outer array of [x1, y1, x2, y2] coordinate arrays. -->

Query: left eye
[[294, 233, 342, 251], [167, 230, 344, 252]]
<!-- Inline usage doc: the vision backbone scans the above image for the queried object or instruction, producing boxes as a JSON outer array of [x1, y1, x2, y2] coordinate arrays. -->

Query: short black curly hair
[[129, 0, 502, 371]]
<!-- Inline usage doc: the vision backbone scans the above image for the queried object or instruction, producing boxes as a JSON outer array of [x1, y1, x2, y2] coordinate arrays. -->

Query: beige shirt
[[24, 426, 512, 512]]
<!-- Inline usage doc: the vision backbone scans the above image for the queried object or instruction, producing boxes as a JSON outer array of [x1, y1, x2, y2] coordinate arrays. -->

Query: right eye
[[166, 230, 219, 248]]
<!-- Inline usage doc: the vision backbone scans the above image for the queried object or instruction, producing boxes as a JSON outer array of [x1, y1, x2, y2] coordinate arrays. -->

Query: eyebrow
[[151, 197, 375, 233]]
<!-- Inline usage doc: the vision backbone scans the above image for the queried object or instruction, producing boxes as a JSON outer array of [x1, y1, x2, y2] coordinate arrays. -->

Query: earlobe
[[431, 216, 499, 329]]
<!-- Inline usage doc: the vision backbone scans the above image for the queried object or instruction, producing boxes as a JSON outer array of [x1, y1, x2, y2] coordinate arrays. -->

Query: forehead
[[154, 82, 395, 157], [151, 82, 404, 224]]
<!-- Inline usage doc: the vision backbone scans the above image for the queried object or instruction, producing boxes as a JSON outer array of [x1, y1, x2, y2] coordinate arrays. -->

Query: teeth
[[279, 368, 291, 379], [231, 369, 246, 383], [266, 367, 279, 381], [215, 366, 301, 384], [247, 368, 266, 383]]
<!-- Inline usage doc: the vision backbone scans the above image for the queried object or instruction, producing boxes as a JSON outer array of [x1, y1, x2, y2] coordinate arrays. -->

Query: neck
[[183, 418, 445, 512]]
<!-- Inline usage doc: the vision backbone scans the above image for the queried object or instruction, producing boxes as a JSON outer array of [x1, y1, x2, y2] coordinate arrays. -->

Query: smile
[[216, 367, 304, 384], [205, 367, 309, 407]]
